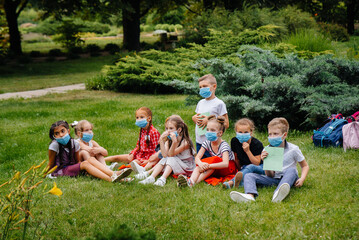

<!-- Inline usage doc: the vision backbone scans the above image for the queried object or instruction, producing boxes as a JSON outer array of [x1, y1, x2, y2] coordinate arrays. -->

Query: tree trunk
[[122, 0, 141, 51], [346, 0, 355, 34], [4, 0, 22, 55]]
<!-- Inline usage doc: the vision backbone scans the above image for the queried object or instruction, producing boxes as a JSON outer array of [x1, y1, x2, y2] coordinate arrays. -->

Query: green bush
[[48, 48, 63, 57], [318, 22, 350, 42], [181, 46, 359, 129], [285, 29, 334, 52], [277, 6, 318, 34], [29, 50, 41, 57], [92, 223, 156, 240], [104, 43, 120, 54], [53, 20, 84, 49]]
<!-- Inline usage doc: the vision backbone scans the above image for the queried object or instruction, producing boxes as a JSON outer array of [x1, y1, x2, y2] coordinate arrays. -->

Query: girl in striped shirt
[[177, 115, 236, 187]]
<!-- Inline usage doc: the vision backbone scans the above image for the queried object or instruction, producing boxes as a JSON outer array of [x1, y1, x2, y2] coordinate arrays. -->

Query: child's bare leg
[[150, 163, 165, 179], [105, 154, 129, 163], [80, 161, 112, 182], [189, 167, 201, 183], [79, 150, 91, 162], [144, 160, 158, 170], [87, 157, 114, 176], [161, 165, 173, 179], [96, 154, 106, 165], [196, 169, 215, 184]]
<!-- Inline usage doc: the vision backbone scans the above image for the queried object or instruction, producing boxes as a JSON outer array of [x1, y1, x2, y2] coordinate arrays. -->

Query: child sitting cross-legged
[[177, 115, 236, 187], [230, 117, 309, 203]]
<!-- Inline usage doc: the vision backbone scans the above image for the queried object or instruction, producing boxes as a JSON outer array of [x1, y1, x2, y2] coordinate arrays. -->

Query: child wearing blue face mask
[[177, 115, 236, 187], [105, 107, 160, 171], [192, 74, 229, 158], [73, 120, 108, 166], [230, 117, 310, 203], [222, 118, 264, 189], [139, 115, 195, 186], [47, 120, 132, 182]]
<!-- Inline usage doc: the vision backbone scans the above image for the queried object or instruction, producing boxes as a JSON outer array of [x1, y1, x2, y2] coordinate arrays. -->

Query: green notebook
[[195, 112, 210, 136], [263, 147, 284, 171]]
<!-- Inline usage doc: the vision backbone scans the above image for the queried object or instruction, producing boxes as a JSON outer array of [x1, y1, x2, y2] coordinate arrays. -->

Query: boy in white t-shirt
[[230, 117, 309, 203], [192, 74, 229, 158]]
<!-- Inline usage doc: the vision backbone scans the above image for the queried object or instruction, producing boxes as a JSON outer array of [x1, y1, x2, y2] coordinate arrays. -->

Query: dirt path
[[0, 83, 85, 100]]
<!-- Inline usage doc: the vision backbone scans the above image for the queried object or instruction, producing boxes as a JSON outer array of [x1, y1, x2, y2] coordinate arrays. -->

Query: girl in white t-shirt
[[47, 120, 131, 182], [73, 120, 108, 165]]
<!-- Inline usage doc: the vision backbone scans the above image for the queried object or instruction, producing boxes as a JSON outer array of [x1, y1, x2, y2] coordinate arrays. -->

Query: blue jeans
[[244, 168, 298, 197], [230, 164, 265, 187], [196, 142, 211, 159]]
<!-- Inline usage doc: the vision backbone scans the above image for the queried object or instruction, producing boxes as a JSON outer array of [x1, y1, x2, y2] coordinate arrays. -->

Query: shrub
[[93, 223, 156, 240], [140, 24, 155, 32], [318, 22, 350, 42], [278, 6, 318, 34], [86, 44, 101, 54], [285, 29, 334, 52], [52, 20, 84, 49], [30, 50, 41, 57], [104, 43, 120, 54], [48, 48, 62, 57]]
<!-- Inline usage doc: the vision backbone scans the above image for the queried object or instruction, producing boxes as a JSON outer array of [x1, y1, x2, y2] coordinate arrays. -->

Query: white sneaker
[[139, 176, 155, 185], [154, 177, 166, 187], [108, 162, 120, 170], [135, 171, 149, 180], [230, 191, 255, 203], [272, 183, 290, 203], [130, 161, 145, 174]]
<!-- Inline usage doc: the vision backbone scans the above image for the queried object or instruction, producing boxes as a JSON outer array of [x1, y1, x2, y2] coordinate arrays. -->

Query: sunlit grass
[[0, 91, 358, 239]]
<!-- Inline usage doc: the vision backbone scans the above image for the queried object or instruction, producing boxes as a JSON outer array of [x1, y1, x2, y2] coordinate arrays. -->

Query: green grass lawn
[[0, 90, 358, 239], [0, 55, 115, 93]]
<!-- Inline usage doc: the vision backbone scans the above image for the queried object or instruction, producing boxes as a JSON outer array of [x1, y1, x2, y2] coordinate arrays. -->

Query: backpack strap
[[323, 119, 346, 136]]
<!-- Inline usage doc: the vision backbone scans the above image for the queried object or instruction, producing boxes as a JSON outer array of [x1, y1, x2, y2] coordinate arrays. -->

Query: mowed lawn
[[0, 55, 115, 93], [0, 90, 358, 239]]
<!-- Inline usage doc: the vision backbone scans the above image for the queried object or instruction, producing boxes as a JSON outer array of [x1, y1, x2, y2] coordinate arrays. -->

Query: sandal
[[111, 168, 133, 182]]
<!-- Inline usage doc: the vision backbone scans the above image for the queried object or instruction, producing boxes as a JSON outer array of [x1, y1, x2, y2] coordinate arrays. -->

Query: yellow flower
[[48, 182, 62, 197]]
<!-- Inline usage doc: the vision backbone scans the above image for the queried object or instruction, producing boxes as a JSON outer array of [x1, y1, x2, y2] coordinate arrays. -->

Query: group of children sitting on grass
[[47, 74, 309, 203]]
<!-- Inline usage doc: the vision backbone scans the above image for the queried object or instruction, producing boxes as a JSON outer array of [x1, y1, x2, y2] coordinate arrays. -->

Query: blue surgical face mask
[[268, 134, 284, 147], [55, 133, 71, 145], [206, 131, 218, 142], [236, 133, 251, 143], [81, 132, 93, 143], [199, 87, 212, 98], [135, 118, 148, 128], [168, 131, 179, 140]]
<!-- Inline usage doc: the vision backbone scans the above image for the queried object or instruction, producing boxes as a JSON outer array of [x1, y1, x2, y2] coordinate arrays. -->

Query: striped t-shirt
[[201, 140, 235, 161]]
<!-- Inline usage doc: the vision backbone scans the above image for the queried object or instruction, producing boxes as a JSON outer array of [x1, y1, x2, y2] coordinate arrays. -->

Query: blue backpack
[[313, 118, 347, 147]]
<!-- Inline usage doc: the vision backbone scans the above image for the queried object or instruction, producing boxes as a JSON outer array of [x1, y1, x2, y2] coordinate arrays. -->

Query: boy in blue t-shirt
[[230, 117, 309, 203]]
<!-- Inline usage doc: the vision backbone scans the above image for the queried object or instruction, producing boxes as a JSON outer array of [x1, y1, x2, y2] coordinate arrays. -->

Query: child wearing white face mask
[[139, 115, 195, 186], [73, 120, 108, 165], [222, 118, 264, 189], [230, 117, 310, 203], [177, 115, 236, 188], [105, 107, 160, 171]]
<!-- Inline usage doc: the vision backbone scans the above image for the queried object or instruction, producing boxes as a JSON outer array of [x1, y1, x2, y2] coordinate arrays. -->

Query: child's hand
[[91, 147, 102, 155], [169, 132, 177, 142], [128, 154, 134, 162], [142, 160, 149, 165], [294, 178, 304, 187], [242, 142, 250, 153], [261, 150, 268, 160], [160, 131, 170, 141], [193, 113, 201, 123], [197, 115, 208, 129]]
